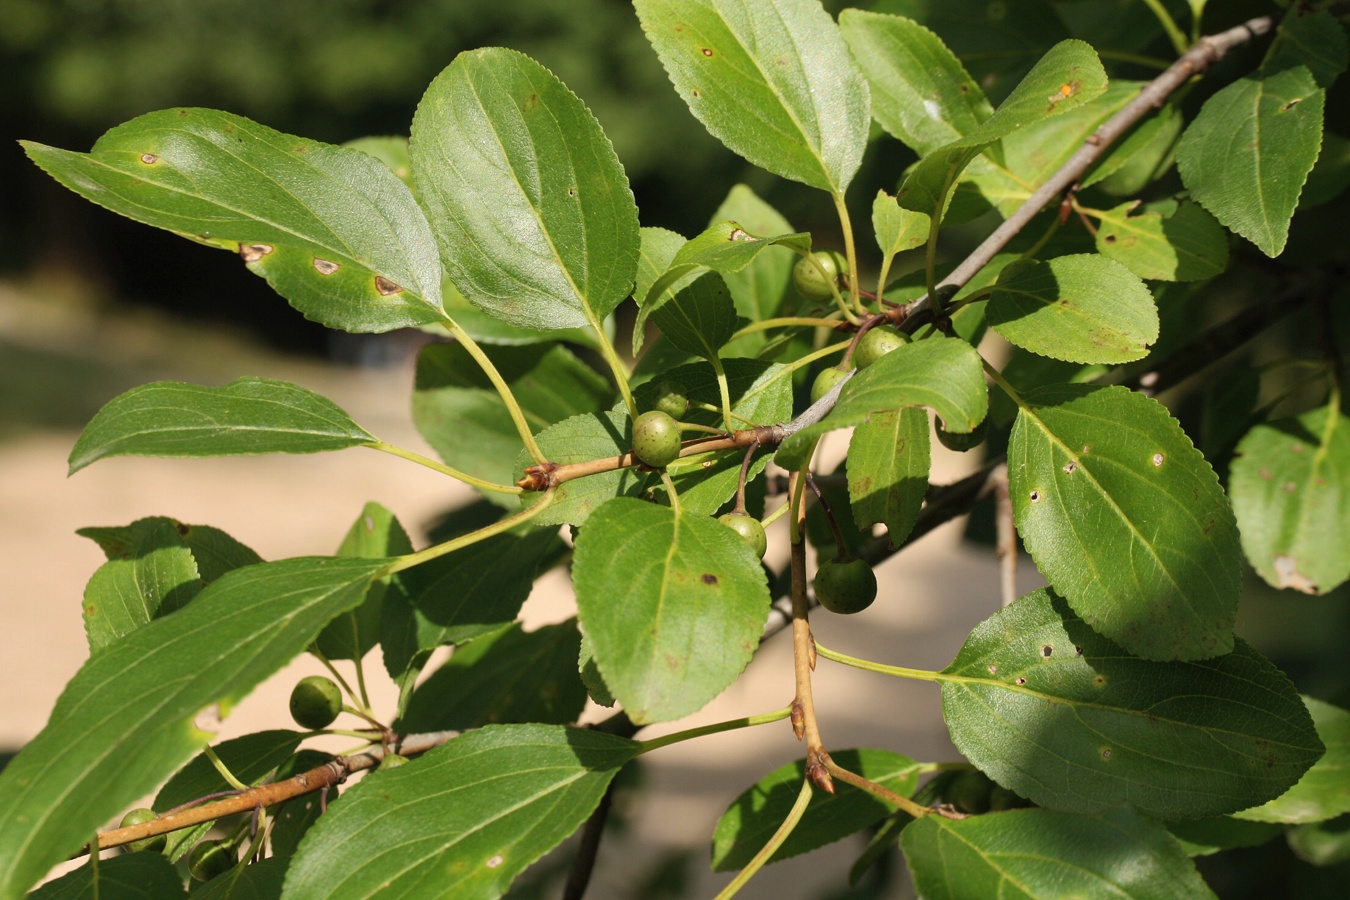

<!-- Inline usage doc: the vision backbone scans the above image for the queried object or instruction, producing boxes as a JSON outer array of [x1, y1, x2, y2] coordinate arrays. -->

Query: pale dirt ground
[[0, 287, 1045, 898]]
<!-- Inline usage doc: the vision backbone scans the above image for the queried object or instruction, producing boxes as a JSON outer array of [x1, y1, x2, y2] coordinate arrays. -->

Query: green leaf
[[650, 271, 740, 360], [572, 498, 769, 724], [1086, 104, 1183, 197], [193, 856, 289, 899], [848, 407, 930, 546], [578, 632, 617, 708], [940, 589, 1323, 819], [712, 749, 920, 871], [1265, 9, 1348, 90], [1235, 697, 1350, 825], [902, 807, 1216, 899], [29, 852, 186, 900], [268, 750, 333, 861], [1229, 405, 1350, 595], [69, 379, 375, 474], [872, 190, 930, 259], [518, 410, 650, 527], [1008, 384, 1241, 661], [400, 622, 587, 733], [313, 503, 413, 661], [839, 9, 991, 155], [1095, 200, 1229, 282], [898, 40, 1107, 218], [0, 556, 387, 899], [280, 725, 637, 899], [777, 338, 986, 469], [987, 254, 1159, 364], [80, 517, 201, 652], [709, 186, 797, 354], [1288, 814, 1350, 866], [1165, 816, 1284, 857], [22, 111, 444, 334], [634, 0, 870, 194], [1177, 67, 1325, 258], [410, 48, 639, 332], [413, 341, 614, 503], [344, 135, 412, 187]]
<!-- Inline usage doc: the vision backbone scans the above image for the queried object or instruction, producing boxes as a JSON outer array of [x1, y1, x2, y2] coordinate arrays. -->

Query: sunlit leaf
[[1095, 200, 1229, 282]]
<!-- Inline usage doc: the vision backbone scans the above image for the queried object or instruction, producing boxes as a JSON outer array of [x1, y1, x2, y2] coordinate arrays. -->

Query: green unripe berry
[[810, 366, 851, 405], [188, 840, 234, 882], [651, 380, 689, 419], [718, 512, 768, 558], [812, 557, 878, 614], [119, 808, 166, 854], [792, 250, 847, 302], [289, 675, 343, 730], [944, 770, 995, 815], [854, 325, 910, 370], [632, 410, 682, 468], [937, 418, 988, 453]]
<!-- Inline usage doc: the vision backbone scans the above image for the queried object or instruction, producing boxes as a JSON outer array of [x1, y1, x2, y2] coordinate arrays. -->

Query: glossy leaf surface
[[1229, 405, 1350, 595], [411, 48, 639, 331], [941, 590, 1323, 819], [281, 725, 637, 899], [634, 0, 870, 194], [572, 498, 769, 724], [23, 110, 444, 333], [69, 379, 374, 474], [1008, 384, 1240, 660]]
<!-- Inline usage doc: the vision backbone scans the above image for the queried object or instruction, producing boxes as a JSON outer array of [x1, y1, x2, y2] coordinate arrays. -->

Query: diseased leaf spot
[[1290, 443, 1305, 454], [1040, 644, 1053, 658], [239, 243, 274, 263], [1274, 555, 1318, 593], [1062, 462, 1077, 474], [1283, 482, 1297, 494], [1081, 445, 1091, 454], [1014, 676, 1027, 685], [1074, 645, 1082, 657], [691, 88, 702, 99], [987, 663, 998, 674], [1093, 674, 1107, 687], [374, 276, 404, 296], [1259, 468, 1272, 481], [1029, 490, 1042, 503], [1280, 98, 1304, 112], [139, 153, 159, 164], [486, 855, 504, 869], [701, 573, 718, 586], [1152, 452, 1164, 467], [1101, 747, 1113, 760], [701, 47, 714, 57], [1102, 233, 1117, 244], [312, 258, 340, 275]]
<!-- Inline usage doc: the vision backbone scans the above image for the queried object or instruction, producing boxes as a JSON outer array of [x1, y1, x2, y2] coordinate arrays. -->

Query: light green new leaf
[[1095, 200, 1229, 282], [29, 852, 186, 900], [517, 410, 649, 527], [873, 190, 930, 259], [777, 338, 986, 469], [281, 725, 637, 899], [709, 186, 797, 352], [410, 48, 639, 332], [898, 40, 1106, 218], [0, 556, 388, 900], [80, 517, 201, 652], [987, 254, 1158, 364], [79, 518, 262, 586], [1229, 405, 1350, 595], [22, 111, 444, 333], [848, 407, 930, 546], [712, 749, 920, 871], [1008, 384, 1241, 661], [940, 590, 1323, 819], [573, 498, 769, 724], [1235, 697, 1350, 825], [69, 379, 375, 474], [634, 0, 870, 194], [903, 807, 1217, 899], [314, 502, 413, 661], [1177, 66, 1325, 258], [840, 9, 991, 155]]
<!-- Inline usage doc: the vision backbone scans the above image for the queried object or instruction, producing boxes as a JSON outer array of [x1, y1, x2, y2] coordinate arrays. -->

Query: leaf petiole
[[442, 320, 550, 465], [712, 777, 813, 900], [634, 705, 793, 755], [812, 641, 942, 683], [365, 441, 524, 494], [382, 490, 555, 576]]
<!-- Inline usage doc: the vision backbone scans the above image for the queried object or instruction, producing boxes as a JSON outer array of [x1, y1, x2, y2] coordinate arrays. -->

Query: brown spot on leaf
[[1283, 482, 1298, 494], [1152, 453, 1164, 467], [1040, 645, 1053, 658], [701, 47, 714, 57], [312, 258, 340, 275], [374, 276, 404, 296], [140, 153, 159, 164], [701, 573, 718, 586], [1280, 98, 1304, 112], [1014, 677, 1027, 685], [1291, 443, 1305, 454], [1101, 747, 1112, 760], [1259, 468, 1272, 481], [239, 243, 274, 263], [1274, 555, 1318, 593], [1029, 490, 1041, 503], [988, 664, 998, 674], [1102, 233, 1117, 244], [1063, 462, 1077, 474], [691, 88, 702, 99]]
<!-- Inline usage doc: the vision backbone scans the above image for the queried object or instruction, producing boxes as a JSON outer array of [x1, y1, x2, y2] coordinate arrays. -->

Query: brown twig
[[788, 472, 833, 794]]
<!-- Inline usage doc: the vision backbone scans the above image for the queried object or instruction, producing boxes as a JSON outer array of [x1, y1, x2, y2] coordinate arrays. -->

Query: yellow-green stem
[[202, 745, 249, 792], [982, 357, 1028, 411], [659, 470, 683, 516], [712, 778, 813, 900], [443, 320, 548, 465], [1140, 0, 1190, 55], [813, 641, 943, 683], [383, 491, 555, 576], [635, 706, 793, 755], [709, 355, 736, 429], [366, 441, 523, 495], [587, 311, 638, 419], [729, 316, 842, 342], [832, 191, 863, 316]]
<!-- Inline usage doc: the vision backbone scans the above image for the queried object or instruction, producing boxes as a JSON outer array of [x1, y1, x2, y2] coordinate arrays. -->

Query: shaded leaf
[[23, 111, 444, 333], [1008, 384, 1241, 660], [81, 517, 201, 652], [193, 856, 289, 899], [1235, 697, 1350, 825], [410, 48, 639, 332], [281, 725, 637, 899], [69, 379, 374, 474], [314, 502, 413, 661], [518, 409, 649, 527], [848, 407, 930, 546], [1165, 816, 1284, 857], [634, 0, 870, 194], [940, 589, 1323, 819], [709, 185, 797, 355], [1095, 200, 1229, 282], [572, 498, 769, 724], [1087, 104, 1184, 197], [1265, 8, 1348, 90], [650, 271, 740, 360], [29, 852, 186, 900]]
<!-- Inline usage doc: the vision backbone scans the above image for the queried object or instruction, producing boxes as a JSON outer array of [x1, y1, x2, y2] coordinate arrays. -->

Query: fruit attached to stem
[[652, 380, 689, 419], [632, 410, 682, 468], [119, 808, 167, 853], [813, 557, 878, 614], [719, 512, 768, 558], [810, 366, 851, 405], [792, 250, 847, 302], [289, 675, 343, 730], [854, 325, 909, 370]]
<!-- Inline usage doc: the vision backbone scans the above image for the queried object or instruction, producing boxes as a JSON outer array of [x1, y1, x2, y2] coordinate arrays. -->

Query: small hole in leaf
[[1102, 233, 1117, 244], [1063, 462, 1077, 474], [1040, 645, 1053, 658], [1152, 453, 1164, 467], [1014, 676, 1027, 685], [692, 88, 702, 99], [312, 258, 340, 275], [1029, 490, 1041, 503], [567, 187, 576, 197], [374, 276, 404, 296], [1074, 646, 1082, 657]]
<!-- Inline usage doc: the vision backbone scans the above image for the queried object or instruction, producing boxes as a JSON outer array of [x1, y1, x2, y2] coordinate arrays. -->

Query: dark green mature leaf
[[518, 410, 649, 527], [1235, 697, 1350, 825], [410, 48, 639, 332], [650, 271, 740, 360], [69, 379, 374, 474], [281, 725, 637, 899], [1229, 405, 1350, 595], [29, 852, 186, 900], [400, 622, 587, 733], [314, 502, 413, 661], [840, 9, 991, 155], [902, 807, 1216, 899], [0, 557, 387, 898], [193, 856, 289, 899], [1087, 105, 1183, 197], [777, 338, 986, 469], [1095, 200, 1229, 282], [573, 498, 769, 724], [81, 517, 201, 652], [23, 111, 444, 333], [712, 749, 920, 871], [1008, 384, 1241, 661], [1265, 8, 1348, 90], [941, 590, 1323, 819], [898, 40, 1107, 218], [635, 0, 870, 194], [987, 254, 1158, 364], [1166, 816, 1284, 857], [1177, 67, 1325, 258], [413, 341, 614, 503], [848, 407, 930, 546], [709, 186, 797, 356]]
